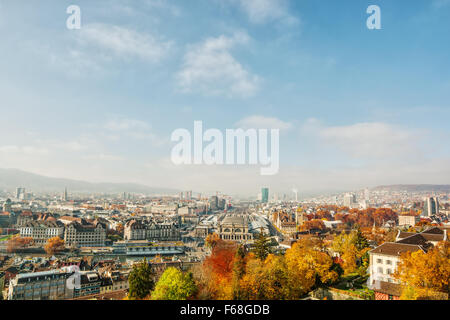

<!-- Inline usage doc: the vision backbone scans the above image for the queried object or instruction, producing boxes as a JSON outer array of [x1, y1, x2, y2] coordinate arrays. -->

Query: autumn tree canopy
[[7, 236, 35, 253], [394, 241, 449, 300], [331, 229, 370, 275], [44, 237, 65, 255]]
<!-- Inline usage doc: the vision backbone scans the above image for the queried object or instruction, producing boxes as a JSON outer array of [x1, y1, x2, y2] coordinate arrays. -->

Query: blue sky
[[0, 0, 449, 197]]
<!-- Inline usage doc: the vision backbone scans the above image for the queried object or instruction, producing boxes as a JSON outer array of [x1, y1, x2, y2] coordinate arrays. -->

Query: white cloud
[[177, 32, 260, 98], [227, 0, 298, 25], [81, 153, 123, 161], [33, 23, 173, 77], [302, 119, 421, 159], [77, 23, 172, 62], [102, 116, 166, 146], [0, 145, 49, 155], [104, 118, 150, 131], [236, 115, 292, 131]]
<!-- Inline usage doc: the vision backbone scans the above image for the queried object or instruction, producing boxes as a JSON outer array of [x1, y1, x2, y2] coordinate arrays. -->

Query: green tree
[[354, 227, 369, 251], [151, 267, 197, 300], [252, 229, 272, 261], [128, 258, 155, 300], [332, 229, 370, 275]]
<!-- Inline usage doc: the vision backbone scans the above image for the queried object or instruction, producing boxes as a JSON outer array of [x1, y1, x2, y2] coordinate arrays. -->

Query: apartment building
[[64, 220, 107, 248], [19, 220, 65, 245], [124, 219, 146, 241], [124, 219, 181, 242], [7, 270, 74, 300], [73, 271, 102, 298]]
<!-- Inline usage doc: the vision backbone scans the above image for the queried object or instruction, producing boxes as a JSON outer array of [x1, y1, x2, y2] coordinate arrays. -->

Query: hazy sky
[[0, 0, 449, 197]]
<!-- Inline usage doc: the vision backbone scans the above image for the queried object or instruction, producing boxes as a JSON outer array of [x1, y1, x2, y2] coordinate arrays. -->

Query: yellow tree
[[239, 253, 290, 300], [285, 239, 338, 297], [44, 237, 65, 255], [332, 230, 370, 275], [394, 241, 449, 300]]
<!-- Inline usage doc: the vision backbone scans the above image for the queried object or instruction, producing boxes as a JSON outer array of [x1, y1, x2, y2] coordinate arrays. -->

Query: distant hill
[[372, 184, 450, 193], [0, 168, 179, 195]]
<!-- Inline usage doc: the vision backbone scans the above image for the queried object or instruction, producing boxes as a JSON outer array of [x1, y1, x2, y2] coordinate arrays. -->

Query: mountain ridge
[[372, 184, 450, 192], [0, 168, 179, 194]]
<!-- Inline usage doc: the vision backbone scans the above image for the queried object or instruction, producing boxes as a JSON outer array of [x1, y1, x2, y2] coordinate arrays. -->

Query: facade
[[124, 220, 146, 241], [261, 188, 269, 203], [64, 220, 106, 248], [73, 272, 101, 298], [62, 187, 68, 202], [2, 198, 12, 212], [124, 219, 181, 242], [218, 214, 253, 242], [0, 212, 11, 228], [424, 197, 439, 217], [99, 270, 129, 294], [209, 196, 219, 210], [343, 193, 357, 207], [16, 211, 34, 227], [19, 220, 65, 246], [398, 215, 420, 228], [178, 206, 193, 215], [273, 211, 297, 235], [15, 187, 25, 200], [112, 241, 185, 256], [8, 270, 73, 300], [295, 210, 306, 227], [147, 222, 180, 242], [194, 225, 211, 239]]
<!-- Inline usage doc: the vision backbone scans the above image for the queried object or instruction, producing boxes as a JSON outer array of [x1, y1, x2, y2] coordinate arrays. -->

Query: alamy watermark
[[171, 121, 279, 176], [64, 5, 380, 31], [64, 265, 81, 290], [367, 5, 381, 30], [66, 5, 81, 30]]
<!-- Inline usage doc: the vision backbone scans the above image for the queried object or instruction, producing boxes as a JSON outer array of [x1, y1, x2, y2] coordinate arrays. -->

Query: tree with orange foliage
[[373, 208, 397, 226], [196, 239, 237, 300], [361, 227, 396, 246], [416, 220, 432, 231], [44, 237, 65, 255], [6, 236, 34, 253], [394, 241, 449, 300], [315, 209, 332, 221], [299, 219, 326, 232]]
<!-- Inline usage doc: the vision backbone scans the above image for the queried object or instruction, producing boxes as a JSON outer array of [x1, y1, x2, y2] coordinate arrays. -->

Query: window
[[387, 269, 392, 275], [376, 259, 382, 264], [377, 267, 383, 274], [386, 260, 392, 265]]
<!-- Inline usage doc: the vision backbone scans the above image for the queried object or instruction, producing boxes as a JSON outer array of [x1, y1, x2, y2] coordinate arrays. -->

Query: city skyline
[[0, 0, 449, 196]]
